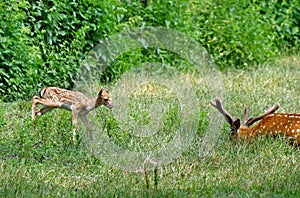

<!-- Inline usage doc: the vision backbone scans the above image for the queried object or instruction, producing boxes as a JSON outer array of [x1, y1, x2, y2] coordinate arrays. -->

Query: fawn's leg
[[32, 96, 40, 119], [72, 108, 79, 142], [36, 106, 54, 117], [80, 114, 95, 141], [32, 96, 62, 119]]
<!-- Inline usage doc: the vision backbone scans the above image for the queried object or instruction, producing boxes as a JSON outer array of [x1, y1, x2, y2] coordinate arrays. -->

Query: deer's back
[[250, 113, 300, 137]]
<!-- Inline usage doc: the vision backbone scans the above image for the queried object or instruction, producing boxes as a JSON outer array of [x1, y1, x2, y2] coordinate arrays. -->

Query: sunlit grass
[[0, 56, 299, 197]]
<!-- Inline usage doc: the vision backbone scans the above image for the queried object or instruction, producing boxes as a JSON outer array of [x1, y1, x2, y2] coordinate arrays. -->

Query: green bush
[[0, 0, 120, 101], [0, 0, 299, 101], [0, 0, 192, 101], [191, 0, 279, 68], [191, 0, 300, 68], [253, 0, 300, 52], [0, 0, 43, 101]]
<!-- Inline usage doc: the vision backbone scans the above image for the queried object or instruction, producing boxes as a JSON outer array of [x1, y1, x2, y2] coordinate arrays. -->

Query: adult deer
[[32, 87, 114, 142], [210, 97, 300, 145]]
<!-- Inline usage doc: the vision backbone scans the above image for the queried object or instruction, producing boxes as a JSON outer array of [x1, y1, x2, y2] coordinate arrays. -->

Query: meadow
[[1, 0, 300, 197], [0, 55, 299, 197]]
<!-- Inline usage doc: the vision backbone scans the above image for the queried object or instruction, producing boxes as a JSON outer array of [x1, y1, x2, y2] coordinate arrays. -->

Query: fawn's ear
[[98, 89, 103, 96]]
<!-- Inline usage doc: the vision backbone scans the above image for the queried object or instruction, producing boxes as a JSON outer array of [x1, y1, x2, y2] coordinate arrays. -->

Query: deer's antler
[[210, 97, 235, 126], [244, 102, 280, 127]]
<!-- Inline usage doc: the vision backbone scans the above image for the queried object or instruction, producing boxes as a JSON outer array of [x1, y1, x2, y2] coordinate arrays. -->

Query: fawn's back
[[40, 87, 88, 105]]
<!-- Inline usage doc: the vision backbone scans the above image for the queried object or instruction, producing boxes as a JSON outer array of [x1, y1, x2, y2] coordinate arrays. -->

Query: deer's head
[[210, 97, 280, 139]]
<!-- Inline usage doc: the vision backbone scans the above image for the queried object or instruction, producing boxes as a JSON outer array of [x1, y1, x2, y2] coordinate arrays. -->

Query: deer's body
[[32, 87, 114, 141], [211, 97, 300, 145], [237, 113, 300, 141]]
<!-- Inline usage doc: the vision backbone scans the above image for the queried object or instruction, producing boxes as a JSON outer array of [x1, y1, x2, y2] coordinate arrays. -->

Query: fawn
[[32, 87, 114, 142], [210, 97, 300, 145]]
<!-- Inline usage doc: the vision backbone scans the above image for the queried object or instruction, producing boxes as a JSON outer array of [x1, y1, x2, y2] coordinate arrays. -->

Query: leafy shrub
[[0, 0, 299, 101], [191, 0, 279, 68], [0, 0, 43, 101], [0, 0, 119, 101], [253, 0, 300, 52], [191, 0, 300, 68]]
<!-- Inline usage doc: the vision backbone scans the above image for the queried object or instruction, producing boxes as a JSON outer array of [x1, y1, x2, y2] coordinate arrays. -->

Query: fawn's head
[[98, 89, 114, 109], [210, 97, 279, 139]]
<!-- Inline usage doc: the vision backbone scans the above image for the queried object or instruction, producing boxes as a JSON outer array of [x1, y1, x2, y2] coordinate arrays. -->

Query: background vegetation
[[0, 0, 299, 101], [0, 0, 300, 197]]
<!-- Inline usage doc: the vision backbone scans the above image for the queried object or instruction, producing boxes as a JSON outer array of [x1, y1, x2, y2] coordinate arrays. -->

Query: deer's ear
[[232, 119, 241, 132]]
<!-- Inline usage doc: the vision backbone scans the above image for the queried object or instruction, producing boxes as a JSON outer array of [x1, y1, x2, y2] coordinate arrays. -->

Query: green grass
[[0, 55, 299, 197]]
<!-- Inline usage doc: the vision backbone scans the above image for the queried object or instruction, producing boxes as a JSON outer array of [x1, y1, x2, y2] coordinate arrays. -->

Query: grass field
[[0, 55, 299, 197]]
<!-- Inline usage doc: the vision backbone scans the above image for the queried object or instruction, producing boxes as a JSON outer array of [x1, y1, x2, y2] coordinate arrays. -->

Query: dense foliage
[[0, 0, 299, 101]]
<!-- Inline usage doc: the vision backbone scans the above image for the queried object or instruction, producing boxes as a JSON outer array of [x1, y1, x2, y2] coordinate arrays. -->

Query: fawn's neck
[[94, 95, 103, 109], [81, 96, 101, 112]]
